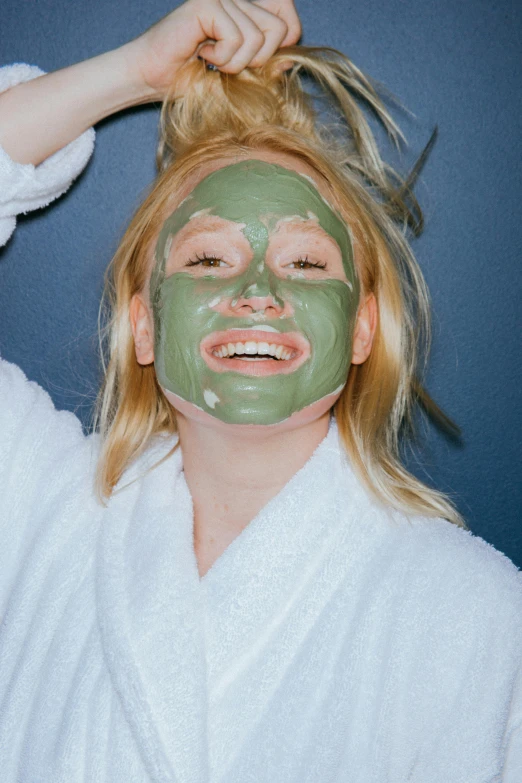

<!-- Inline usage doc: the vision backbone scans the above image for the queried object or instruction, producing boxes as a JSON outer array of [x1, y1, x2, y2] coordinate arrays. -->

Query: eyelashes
[[185, 253, 327, 271], [186, 253, 228, 268], [289, 256, 327, 270]]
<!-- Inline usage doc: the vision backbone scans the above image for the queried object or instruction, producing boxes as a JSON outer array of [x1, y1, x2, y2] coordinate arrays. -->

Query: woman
[[0, 1, 521, 780]]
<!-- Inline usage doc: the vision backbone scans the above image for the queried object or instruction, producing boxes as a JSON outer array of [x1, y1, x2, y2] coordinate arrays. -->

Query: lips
[[200, 329, 310, 376]]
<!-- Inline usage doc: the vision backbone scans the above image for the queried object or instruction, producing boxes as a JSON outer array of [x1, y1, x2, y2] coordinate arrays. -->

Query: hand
[[125, 0, 302, 100], [0, 0, 301, 165]]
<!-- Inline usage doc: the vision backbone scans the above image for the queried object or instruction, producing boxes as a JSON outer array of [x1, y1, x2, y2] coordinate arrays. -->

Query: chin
[[162, 387, 345, 436]]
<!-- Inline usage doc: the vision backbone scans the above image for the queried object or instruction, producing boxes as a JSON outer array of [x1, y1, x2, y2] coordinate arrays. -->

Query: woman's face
[[134, 153, 368, 428]]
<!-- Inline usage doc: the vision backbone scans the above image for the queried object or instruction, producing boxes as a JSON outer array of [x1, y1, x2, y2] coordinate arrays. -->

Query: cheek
[[287, 283, 356, 343], [287, 284, 357, 394], [157, 276, 209, 320], [154, 274, 238, 355]]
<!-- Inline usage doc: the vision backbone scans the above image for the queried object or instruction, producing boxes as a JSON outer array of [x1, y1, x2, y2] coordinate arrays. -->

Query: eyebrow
[[169, 218, 246, 247], [167, 216, 342, 255], [276, 221, 332, 239], [274, 221, 343, 254]]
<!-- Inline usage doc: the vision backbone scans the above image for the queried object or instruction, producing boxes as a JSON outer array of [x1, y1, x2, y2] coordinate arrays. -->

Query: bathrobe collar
[[96, 417, 371, 782], [97, 436, 207, 782]]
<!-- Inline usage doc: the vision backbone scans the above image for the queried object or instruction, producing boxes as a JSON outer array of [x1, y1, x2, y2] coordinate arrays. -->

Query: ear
[[351, 293, 377, 365], [129, 292, 155, 365]]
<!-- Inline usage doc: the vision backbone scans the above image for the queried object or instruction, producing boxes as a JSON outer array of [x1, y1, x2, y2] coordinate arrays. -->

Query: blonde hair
[[95, 46, 465, 528]]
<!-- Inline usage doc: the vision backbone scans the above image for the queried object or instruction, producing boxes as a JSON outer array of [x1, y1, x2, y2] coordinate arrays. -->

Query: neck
[[176, 411, 331, 570]]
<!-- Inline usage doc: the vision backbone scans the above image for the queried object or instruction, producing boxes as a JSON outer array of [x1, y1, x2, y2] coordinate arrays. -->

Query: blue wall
[[1, 1, 521, 564]]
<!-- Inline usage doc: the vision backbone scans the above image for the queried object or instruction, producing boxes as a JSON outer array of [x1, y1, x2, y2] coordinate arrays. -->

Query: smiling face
[[149, 159, 360, 426]]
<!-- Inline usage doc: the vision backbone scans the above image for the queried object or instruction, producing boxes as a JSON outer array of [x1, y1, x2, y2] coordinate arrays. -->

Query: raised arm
[[0, 0, 302, 553], [0, 0, 301, 167], [0, 0, 301, 614]]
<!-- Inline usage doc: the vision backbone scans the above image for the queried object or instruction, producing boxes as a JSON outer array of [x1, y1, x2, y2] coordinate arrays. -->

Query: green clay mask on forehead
[[151, 159, 360, 425]]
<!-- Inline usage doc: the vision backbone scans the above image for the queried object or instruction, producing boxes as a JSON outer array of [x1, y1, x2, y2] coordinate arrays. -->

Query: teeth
[[211, 341, 295, 360]]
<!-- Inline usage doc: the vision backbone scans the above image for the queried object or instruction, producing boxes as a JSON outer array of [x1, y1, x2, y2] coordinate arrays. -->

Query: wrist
[[115, 40, 163, 106], [76, 44, 161, 129]]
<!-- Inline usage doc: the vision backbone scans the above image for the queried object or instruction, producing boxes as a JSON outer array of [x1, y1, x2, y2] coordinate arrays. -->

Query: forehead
[[156, 159, 351, 254], [179, 159, 333, 219]]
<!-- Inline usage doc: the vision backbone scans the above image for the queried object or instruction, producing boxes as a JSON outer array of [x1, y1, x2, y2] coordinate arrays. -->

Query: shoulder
[[409, 513, 520, 591], [0, 355, 86, 440], [389, 510, 522, 631], [333, 433, 522, 619]]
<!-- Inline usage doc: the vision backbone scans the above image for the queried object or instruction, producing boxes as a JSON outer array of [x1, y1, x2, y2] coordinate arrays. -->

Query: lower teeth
[[212, 352, 288, 360], [236, 356, 278, 361]]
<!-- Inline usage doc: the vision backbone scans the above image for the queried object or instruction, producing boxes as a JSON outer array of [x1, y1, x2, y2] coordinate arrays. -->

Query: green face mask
[[150, 160, 360, 425]]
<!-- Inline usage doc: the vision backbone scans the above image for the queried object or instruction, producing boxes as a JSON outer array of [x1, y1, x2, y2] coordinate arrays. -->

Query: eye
[[286, 256, 327, 271], [186, 253, 230, 268]]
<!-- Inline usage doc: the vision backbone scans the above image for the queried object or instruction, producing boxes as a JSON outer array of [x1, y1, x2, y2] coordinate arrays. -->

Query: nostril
[[230, 294, 286, 315]]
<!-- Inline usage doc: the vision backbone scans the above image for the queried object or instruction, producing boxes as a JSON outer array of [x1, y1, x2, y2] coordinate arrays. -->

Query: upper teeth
[[212, 341, 295, 360]]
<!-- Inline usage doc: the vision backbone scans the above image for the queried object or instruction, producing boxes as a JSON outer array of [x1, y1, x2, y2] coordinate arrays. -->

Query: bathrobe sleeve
[[0, 64, 96, 608], [0, 63, 95, 245]]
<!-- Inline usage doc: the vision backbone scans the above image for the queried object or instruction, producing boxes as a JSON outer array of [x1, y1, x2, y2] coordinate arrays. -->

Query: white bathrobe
[[1, 64, 522, 783]]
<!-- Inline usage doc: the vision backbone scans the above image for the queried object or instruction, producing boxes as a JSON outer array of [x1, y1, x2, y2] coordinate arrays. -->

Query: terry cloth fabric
[[0, 64, 95, 245], [1, 62, 522, 783]]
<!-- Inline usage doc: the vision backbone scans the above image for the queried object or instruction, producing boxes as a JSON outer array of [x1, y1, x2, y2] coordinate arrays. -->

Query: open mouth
[[200, 329, 310, 376]]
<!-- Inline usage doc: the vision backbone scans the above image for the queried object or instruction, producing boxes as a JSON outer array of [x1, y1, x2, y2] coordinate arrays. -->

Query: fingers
[[196, 2, 248, 70], [214, 0, 267, 72], [252, 0, 302, 47], [196, 0, 300, 74], [233, 0, 288, 68]]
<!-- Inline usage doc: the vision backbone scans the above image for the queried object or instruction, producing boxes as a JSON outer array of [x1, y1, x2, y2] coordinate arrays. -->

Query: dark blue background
[[1, 1, 520, 564]]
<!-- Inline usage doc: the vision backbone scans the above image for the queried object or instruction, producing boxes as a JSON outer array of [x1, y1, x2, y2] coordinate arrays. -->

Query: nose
[[228, 267, 292, 318], [232, 288, 284, 316]]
